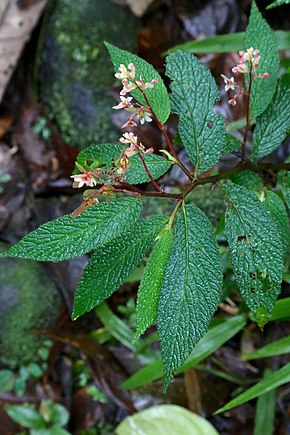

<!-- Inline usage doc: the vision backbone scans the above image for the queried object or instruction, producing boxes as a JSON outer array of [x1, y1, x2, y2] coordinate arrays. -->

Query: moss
[[40, 0, 140, 149], [0, 243, 61, 369]]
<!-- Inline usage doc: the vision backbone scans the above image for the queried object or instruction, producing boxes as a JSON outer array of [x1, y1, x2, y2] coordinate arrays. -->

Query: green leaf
[[39, 400, 69, 427], [215, 363, 290, 414], [121, 315, 245, 389], [105, 42, 170, 124], [245, 335, 290, 360], [264, 190, 289, 258], [270, 297, 290, 321], [4, 405, 46, 429], [244, 1, 280, 118], [158, 205, 223, 389], [254, 371, 276, 435], [77, 143, 171, 184], [1, 198, 142, 262], [72, 216, 167, 319], [223, 183, 284, 324], [116, 405, 219, 435], [278, 170, 290, 209], [222, 133, 241, 154], [133, 229, 173, 342], [166, 51, 225, 172], [167, 31, 290, 54], [0, 370, 14, 393], [253, 76, 290, 159], [267, 0, 290, 9], [230, 170, 263, 191]]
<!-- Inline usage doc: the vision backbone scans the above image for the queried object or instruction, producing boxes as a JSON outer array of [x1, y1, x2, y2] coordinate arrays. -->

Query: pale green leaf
[[105, 42, 170, 123], [158, 205, 223, 389], [253, 75, 290, 159], [264, 190, 289, 258], [223, 183, 284, 323], [4, 405, 46, 429], [244, 1, 280, 118], [168, 31, 290, 54], [133, 229, 173, 342], [72, 216, 167, 319], [215, 363, 290, 414], [254, 371, 276, 435], [270, 297, 290, 321], [116, 405, 218, 435], [77, 143, 171, 184], [1, 198, 142, 262], [121, 315, 245, 389], [267, 0, 290, 9], [245, 335, 290, 360], [166, 51, 225, 172]]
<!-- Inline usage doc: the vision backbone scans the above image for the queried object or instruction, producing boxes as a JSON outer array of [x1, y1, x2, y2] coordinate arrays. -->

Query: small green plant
[[1, 1, 289, 395], [5, 399, 70, 434]]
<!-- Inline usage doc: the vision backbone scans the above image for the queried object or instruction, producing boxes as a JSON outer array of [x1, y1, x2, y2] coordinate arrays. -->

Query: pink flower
[[112, 96, 133, 110], [119, 132, 138, 145], [71, 171, 96, 188], [228, 98, 237, 106]]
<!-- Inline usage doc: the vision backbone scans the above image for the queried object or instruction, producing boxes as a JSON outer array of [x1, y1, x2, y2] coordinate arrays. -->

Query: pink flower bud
[[228, 98, 237, 106], [147, 147, 154, 153], [253, 49, 260, 55], [232, 67, 239, 73], [263, 72, 270, 78]]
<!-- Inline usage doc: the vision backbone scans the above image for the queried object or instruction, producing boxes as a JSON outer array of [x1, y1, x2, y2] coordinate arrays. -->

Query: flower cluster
[[115, 132, 154, 175], [221, 47, 270, 106]]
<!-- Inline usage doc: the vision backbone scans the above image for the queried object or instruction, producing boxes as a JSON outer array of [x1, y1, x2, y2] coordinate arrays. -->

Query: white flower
[[112, 96, 133, 110], [221, 74, 236, 91], [70, 172, 96, 188]]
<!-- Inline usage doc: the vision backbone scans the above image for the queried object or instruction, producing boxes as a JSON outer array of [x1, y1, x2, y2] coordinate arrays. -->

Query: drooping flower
[[138, 109, 153, 125], [112, 96, 133, 110], [221, 75, 236, 91]]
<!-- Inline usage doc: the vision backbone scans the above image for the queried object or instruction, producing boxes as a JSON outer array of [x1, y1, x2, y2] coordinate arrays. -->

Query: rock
[[0, 242, 61, 368], [40, 0, 140, 150]]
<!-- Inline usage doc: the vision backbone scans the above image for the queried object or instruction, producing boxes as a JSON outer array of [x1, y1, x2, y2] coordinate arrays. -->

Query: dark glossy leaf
[[166, 51, 225, 172], [1, 198, 142, 262], [158, 205, 223, 389], [72, 216, 167, 319]]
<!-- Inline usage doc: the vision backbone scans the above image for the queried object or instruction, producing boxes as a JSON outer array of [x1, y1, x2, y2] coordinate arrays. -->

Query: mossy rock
[[40, 0, 140, 149], [0, 242, 61, 369]]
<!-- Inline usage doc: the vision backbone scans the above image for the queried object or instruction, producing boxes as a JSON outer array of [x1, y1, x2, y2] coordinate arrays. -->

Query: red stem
[[241, 64, 253, 159]]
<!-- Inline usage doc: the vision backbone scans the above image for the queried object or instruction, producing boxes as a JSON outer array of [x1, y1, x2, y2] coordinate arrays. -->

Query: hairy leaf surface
[[166, 51, 225, 172], [72, 216, 167, 319], [244, 1, 279, 118], [278, 170, 290, 209], [105, 42, 170, 123], [77, 143, 171, 184], [264, 190, 289, 258], [1, 198, 142, 262], [253, 76, 290, 159], [158, 205, 223, 389], [223, 183, 283, 322], [133, 229, 173, 342]]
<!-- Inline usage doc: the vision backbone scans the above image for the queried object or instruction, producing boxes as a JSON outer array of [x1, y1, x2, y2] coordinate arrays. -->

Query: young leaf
[[278, 170, 290, 209], [158, 205, 223, 389], [72, 216, 167, 319], [267, 0, 290, 9], [244, 1, 280, 118], [264, 190, 289, 258], [133, 229, 173, 342], [105, 42, 170, 124], [252, 75, 290, 159], [4, 405, 46, 429], [1, 198, 142, 262], [215, 363, 290, 414], [77, 143, 171, 184], [166, 51, 225, 173], [223, 183, 284, 324], [121, 315, 246, 390]]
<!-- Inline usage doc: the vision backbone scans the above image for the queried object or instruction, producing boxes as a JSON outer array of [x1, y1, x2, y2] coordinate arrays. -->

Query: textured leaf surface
[[1, 198, 142, 262], [244, 1, 279, 118], [223, 183, 284, 321], [166, 51, 225, 172], [133, 230, 173, 342], [230, 170, 263, 191], [264, 190, 289, 258], [158, 205, 223, 389], [278, 170, 290, 208], [77, 143, 171, 184], [253, 76, 290, 159], [222, 133, 241, 154], [105, 42, 170, 123], [215, 363, 290, 414], [267, 0, 290, 9], [116, 405, 218, 435], [121, 315, 245, 389], [72, 216, 167, 319]]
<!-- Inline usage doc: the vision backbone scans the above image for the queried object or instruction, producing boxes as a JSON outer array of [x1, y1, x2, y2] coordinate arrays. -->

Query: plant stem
[[241, 64, 253, 159], [136, 149, 164, 192]]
